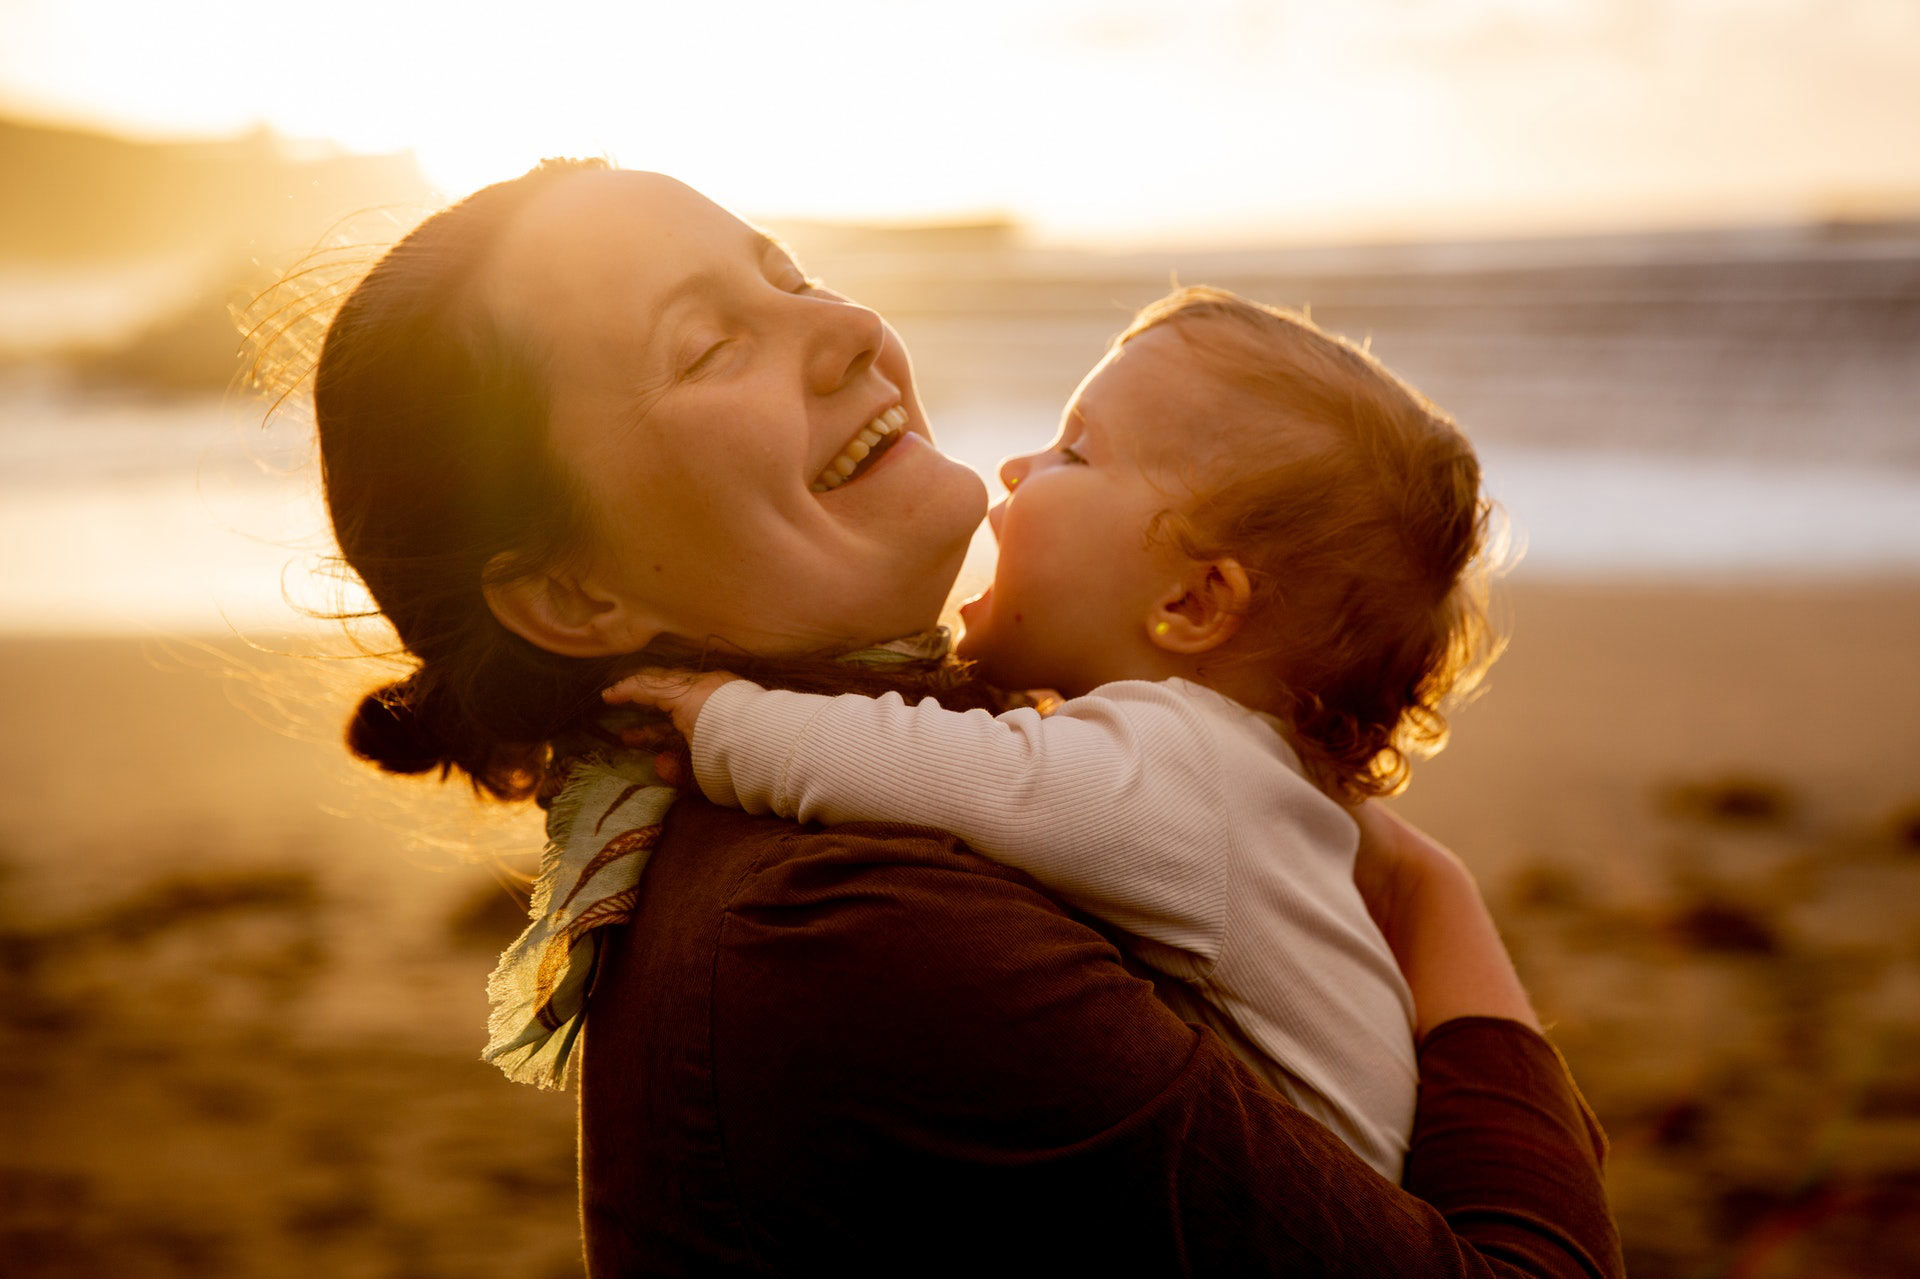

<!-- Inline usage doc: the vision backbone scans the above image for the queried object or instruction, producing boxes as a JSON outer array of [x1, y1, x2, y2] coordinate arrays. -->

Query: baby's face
[[957, 325, 1223, 696]]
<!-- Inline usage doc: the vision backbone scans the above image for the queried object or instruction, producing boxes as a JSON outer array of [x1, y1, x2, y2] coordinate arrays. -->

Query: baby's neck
[[1084, 648, 1284, 719]]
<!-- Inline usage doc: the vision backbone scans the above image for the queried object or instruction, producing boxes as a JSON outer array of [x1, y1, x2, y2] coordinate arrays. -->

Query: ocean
[[7, 221, 1918, 633], [4, 386, 1919, 635]]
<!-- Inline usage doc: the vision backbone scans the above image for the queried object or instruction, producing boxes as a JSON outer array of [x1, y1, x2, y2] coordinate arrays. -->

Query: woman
[[316, 159, 1622, 1275]]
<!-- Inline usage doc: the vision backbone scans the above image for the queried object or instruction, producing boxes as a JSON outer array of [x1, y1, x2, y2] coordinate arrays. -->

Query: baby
[[606, 285, 1499, 1180]]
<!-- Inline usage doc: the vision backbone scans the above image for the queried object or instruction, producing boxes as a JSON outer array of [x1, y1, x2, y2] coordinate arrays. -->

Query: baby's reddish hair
[[1119, 286, 1503, 801]]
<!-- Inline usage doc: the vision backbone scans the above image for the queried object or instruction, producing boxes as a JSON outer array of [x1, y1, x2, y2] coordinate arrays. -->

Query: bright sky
[[4, 0, 1917, 242]]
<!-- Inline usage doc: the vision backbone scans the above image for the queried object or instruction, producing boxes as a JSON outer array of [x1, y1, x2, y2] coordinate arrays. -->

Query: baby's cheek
[[1001, 532, 1069, 598]]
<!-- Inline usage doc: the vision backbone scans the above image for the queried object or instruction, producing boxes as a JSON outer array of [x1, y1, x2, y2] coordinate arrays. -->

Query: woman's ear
[[481, 554, 661, 658], [1146, 557, 1252, 655]]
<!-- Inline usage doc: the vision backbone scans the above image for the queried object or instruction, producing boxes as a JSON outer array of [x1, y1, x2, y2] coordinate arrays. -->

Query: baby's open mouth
[[811, 406, 908, 493]]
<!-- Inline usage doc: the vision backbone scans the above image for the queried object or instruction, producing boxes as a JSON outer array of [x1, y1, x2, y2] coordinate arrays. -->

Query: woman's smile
[[811, 404, 908, 492]]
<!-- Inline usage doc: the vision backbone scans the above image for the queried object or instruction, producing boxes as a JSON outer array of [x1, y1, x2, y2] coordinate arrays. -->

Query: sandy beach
[[2, 577, 1916, 1276]]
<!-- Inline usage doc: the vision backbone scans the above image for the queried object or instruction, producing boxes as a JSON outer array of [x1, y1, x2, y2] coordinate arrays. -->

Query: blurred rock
[[1667, 899, 1783, 955], [1660, 775, 1796, 829]]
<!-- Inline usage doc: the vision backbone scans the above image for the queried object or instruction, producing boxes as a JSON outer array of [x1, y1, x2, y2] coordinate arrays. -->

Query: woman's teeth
[[811, 405, 908, 492]]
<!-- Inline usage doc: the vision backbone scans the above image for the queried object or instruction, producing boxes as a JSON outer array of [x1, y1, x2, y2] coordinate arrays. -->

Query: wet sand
[[2, 578, 1918, 1277]]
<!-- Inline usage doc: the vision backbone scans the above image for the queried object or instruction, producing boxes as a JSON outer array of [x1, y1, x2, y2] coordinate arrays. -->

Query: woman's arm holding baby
[[1351, 803, 1618, 1271], [1353, 801, 1540, 1042]]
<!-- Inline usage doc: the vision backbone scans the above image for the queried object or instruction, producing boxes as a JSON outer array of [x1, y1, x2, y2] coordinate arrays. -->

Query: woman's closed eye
[[1056, 443, 1089, 465], [680, 339, 731, 379], [679, 267, 816, 379]]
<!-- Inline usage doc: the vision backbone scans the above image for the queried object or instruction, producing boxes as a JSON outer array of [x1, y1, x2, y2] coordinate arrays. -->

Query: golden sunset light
[[4, 3, 1918, 1276], [4, 0, 1917, 240]]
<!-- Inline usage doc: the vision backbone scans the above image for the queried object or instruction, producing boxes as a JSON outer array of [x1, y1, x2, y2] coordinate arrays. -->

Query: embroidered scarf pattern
[[482, 629, 954, 1089]]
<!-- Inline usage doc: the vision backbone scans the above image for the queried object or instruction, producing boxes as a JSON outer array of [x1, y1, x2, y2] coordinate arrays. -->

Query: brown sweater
[[579, 796, 1623, 1277]]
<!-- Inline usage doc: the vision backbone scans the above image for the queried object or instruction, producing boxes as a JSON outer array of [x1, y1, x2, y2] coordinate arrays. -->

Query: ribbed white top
[[692, 676, 1417, 1179]]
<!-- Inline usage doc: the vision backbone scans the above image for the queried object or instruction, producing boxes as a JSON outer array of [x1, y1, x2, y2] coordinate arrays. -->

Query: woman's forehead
[[514, 168, 731, 241], [482, 170, 752, 352]]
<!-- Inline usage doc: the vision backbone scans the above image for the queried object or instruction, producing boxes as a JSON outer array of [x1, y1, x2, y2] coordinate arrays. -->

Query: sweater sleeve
[[709, 826, 1624, 1277], [1405, 1018, 1622, 1277], [692, 680, 1231, 956]]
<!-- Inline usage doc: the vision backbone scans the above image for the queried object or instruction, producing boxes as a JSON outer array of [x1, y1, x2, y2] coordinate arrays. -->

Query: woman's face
[[480, 170, 987, 655]]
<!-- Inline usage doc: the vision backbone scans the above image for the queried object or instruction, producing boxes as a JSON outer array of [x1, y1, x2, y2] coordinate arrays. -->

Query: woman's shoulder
[[657, 796, 1135, 985], [664, 798, 1182, 1067], [652, 792, 1052, 916], [636, 794, 1115, 974], [588, 795, 1203, 1176], [674, 800, 1215, 1152]]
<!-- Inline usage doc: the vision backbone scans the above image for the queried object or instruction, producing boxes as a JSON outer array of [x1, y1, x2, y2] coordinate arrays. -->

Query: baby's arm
[[605, 672, 1230, 958]]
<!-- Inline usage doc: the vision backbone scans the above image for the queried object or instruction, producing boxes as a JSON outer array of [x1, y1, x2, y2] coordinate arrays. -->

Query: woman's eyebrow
[[653, 229, 792, 321], [653, 267, 728, 322], [751, 226, 802, 269]]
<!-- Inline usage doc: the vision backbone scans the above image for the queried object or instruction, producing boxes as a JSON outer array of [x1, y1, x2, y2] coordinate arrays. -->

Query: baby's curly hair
[[1120, 286, 1505, 802]]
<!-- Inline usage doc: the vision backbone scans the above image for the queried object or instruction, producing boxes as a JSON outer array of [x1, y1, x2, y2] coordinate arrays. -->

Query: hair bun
[[347, 675, 449, 777]]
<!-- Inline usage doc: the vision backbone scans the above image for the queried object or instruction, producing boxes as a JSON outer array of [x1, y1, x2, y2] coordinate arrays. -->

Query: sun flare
[[3, 0, 1915, 241]]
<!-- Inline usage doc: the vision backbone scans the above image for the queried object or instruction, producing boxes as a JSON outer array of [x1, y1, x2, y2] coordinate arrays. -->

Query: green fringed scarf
[[482, 629, 954, 1088]]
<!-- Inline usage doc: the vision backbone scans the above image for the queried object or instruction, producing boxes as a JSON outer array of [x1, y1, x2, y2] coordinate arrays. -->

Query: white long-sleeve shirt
[[690, 676, 1418, 1179]]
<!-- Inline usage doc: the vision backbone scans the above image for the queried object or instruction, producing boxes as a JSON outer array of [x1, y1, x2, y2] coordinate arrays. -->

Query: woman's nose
[[807, 298, 884, 395]]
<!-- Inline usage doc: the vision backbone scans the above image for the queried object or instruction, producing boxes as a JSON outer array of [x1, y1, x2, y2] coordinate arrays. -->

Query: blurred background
[[2, 1, 1916, 1275]]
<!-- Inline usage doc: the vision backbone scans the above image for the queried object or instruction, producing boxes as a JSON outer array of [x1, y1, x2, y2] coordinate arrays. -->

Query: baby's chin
[[956, 635, 1048, 697], [952, 626, 994, 673], [956, 596, 1068, 691], [953, 622, 1009, 681]]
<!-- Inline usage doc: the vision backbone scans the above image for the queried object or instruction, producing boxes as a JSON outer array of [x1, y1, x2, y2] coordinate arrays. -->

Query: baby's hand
[[602, 668, 738, 740]]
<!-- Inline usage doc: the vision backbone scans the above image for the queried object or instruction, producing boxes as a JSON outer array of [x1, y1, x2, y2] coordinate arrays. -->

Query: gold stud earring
[[1153, 621, 1171, 637]]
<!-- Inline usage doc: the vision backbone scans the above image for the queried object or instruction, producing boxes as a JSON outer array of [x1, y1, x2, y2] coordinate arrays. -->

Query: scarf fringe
[[482, 754, 673, 1089]]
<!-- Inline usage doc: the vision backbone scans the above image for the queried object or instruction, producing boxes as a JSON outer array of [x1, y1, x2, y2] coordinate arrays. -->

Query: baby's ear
[[481, 553, 662, 658], [1146, 558, 1252, 655]]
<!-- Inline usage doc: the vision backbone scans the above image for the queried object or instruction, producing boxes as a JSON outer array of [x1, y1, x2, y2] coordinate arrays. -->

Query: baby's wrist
[[675, 672, 738, 737]]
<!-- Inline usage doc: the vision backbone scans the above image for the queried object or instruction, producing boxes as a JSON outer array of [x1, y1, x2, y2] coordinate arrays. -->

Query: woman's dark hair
[[315, 157, 616, 800], [315, 158, 995, 801]]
